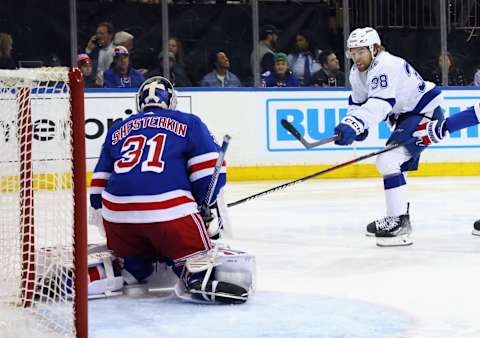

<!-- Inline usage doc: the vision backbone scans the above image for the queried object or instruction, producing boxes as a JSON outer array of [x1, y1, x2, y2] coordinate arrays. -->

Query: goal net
[[0, 68, 87, 338]]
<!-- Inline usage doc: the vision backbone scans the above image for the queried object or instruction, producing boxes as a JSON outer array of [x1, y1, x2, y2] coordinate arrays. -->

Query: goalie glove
[[88, 207, 106, 238], [200, 203, 223, 239], [334, 116, 368, 145], [413, 119, 447, 146]]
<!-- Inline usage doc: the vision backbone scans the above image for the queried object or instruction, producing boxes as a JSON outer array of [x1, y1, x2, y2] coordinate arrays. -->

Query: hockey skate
[[473, 220, 480, 236], [374, 212, 412, 247], [366, 216, 405, 237]]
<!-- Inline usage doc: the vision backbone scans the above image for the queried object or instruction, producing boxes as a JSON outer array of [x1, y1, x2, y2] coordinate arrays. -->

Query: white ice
[[89, 177, 480, 338]]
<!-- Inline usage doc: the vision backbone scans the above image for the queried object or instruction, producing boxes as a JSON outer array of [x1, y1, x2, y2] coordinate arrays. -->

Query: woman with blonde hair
[[0, 33, 15, 69]]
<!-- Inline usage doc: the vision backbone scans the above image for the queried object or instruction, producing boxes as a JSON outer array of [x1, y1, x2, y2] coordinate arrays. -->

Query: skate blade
[[376, 235, 413, 247], [365, 232, 375, 237], [472, 229, 480, 236]]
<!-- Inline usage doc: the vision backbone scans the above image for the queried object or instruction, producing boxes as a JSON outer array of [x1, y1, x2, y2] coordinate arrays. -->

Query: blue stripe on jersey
[[369, 96, 396, 108], [445, 106, 480, 133], [411, 86, 441, 113], [383, 173, 406, 190], [348, 95, 367, 106]]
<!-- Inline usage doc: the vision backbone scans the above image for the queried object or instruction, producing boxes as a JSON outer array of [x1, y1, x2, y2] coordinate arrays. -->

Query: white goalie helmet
[[136, 76, 178, 113], [346, 27, 381, 58]]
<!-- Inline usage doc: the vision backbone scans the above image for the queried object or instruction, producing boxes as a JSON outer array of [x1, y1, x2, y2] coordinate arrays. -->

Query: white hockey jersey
[[348, 51, 443, 129]]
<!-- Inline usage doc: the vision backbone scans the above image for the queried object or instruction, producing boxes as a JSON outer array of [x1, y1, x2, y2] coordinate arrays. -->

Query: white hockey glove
[[88, 207, 106, 238], [413, 119, 447, 146]]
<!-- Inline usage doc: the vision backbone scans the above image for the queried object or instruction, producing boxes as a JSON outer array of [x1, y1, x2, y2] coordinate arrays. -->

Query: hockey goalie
[[87, 76, 255, 304]]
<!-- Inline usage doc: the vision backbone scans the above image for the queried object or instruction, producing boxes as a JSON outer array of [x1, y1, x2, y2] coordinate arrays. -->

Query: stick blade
[[281, 119, 303, 141]]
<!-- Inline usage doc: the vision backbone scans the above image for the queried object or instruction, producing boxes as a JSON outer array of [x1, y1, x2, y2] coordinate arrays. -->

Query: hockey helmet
[[136, 76, 177, 112], [347, 27, 381, 59]]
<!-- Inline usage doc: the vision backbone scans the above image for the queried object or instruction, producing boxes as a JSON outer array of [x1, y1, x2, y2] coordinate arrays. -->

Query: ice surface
[[88, 177, 480, 338]]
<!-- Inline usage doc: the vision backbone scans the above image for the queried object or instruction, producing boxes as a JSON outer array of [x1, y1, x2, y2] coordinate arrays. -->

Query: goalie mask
[[136, 76, 177, 112]]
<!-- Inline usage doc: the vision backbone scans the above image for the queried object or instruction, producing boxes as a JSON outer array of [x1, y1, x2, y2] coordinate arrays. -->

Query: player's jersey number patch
[[371, 74, 388, 90], [115, 133, 167, 174]]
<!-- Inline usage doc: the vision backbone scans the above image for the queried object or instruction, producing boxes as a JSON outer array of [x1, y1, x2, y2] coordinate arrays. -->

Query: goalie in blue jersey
[[88, 76, 255, 303]]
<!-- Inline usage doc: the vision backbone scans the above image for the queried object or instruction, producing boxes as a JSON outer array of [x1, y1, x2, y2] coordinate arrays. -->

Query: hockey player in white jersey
[[334, 27, 445, 247]]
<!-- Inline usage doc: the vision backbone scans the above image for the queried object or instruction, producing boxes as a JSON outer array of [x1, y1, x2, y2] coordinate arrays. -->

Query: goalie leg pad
[[88, 249, 124, 299], [175, 247, 256, 304]]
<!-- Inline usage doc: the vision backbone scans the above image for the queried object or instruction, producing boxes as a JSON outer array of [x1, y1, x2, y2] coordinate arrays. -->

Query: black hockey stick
[[281, 119, 340, 149], [227, 139, 413, 208], [199, 134, 231, 217]]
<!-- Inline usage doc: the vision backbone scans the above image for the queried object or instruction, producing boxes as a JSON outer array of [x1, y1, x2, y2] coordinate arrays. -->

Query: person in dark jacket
[[103, 46, 144, 88], [308, 50, 345, 87], [261, 52, 300, 87], [429, 52, 464, 86]]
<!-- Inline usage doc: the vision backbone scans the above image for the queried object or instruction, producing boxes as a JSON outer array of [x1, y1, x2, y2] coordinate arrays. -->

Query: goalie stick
[[281, 119, 340, 149], [227, 139, 414, 208], [199, 134, 231, 218]]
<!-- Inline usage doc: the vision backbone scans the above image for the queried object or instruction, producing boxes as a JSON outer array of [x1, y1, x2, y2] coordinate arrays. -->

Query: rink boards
[[7, 87, 480, 182]]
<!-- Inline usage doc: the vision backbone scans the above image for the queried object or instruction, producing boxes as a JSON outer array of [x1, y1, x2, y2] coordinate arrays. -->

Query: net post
[[69, 68, 88, 338]]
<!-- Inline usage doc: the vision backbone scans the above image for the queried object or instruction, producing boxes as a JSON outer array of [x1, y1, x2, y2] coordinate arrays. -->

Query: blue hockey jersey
[[90, 108, 226, 224]]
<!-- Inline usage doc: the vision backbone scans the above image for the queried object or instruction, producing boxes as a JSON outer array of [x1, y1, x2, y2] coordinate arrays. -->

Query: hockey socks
[[383, 173, 408, 216]]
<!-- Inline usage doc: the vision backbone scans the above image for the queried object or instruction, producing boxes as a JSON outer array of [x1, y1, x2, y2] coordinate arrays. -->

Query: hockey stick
[[281, 119, 340, 148], [199, 134, 231, 217], [227, 139, 413, 208]]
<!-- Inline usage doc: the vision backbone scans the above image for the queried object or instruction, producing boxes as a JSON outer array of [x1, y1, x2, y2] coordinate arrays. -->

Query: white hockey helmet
[[136, 76, 177, 112], [347, 27, 381, 58]]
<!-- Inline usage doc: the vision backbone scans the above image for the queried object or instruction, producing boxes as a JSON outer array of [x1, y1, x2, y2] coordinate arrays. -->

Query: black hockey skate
[[366, 216, 405, 236], [188, 280, 248, 304], [473, 220, 480, 236], [375, 212, 412, 247]]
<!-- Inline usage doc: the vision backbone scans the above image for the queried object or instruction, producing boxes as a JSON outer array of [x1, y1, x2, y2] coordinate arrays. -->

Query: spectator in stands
[[77, 54, 98, 88], [85, 22, 115, 87], [0, 33, 15, 69], [473, 67, 480, 86], [250, 25, 280, 75], [168, 37, 185, 66], [429, 51, 465, 86], [114, 31, 134, 51], [145, 51, 191, 87], [200, 51, 241, 87], [103, 46, 144, 88], [287, 31, 321, 86], [261, 52, 300, 87], [308, 50, 345, 87]]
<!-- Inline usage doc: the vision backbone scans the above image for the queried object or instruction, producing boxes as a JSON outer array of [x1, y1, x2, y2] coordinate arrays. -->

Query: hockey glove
[[334, 116, 367, 145], [412, 119, 447, 146]]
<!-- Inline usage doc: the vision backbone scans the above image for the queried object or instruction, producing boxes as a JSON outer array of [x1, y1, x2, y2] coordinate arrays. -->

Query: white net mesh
[[0, 68, 78, 338]]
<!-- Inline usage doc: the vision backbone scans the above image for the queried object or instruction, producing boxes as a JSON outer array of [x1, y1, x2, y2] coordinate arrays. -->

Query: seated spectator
[[287, 31, 321, 86], [308, 50, 344, 87], [429, 51, 465, 86], [85, 22, 115, 86], [103, 46, 144, 88], [77, 54, 98, 88], [250, 25, 280, 75], [113, 31, 134, 51], [200, 51, 241, 87], [0, 32, 15, 69], [261, 52, 300, 87], [473, 67, 480, 86], [145, 51, 191, 87]]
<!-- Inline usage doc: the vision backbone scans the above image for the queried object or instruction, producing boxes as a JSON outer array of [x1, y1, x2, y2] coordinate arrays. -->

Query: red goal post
[[0, 67, 87, 338]]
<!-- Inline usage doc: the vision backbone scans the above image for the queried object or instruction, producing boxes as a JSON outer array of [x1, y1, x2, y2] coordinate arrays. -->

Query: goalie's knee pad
[[88, 250, 124, 299], [175, 246, 256, 304]]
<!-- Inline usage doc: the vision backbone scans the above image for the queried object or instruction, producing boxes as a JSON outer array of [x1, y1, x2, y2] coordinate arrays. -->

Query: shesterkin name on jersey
[[112, 116, 187, 145]]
